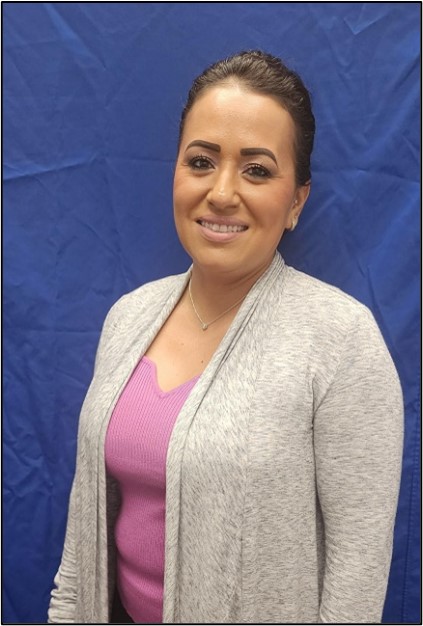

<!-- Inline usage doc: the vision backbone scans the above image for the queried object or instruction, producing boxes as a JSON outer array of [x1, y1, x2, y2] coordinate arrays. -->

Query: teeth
[[200, 220, 246, 233]]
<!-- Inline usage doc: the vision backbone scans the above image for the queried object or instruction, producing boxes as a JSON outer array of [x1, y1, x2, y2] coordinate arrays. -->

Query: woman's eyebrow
[[186, 140, 220, 152], [240, 147, 278, 165], [184, 141, 277, 166]]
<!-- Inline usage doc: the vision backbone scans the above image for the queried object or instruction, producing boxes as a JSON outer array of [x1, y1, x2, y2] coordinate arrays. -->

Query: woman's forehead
[[182, 85, 296, 153]]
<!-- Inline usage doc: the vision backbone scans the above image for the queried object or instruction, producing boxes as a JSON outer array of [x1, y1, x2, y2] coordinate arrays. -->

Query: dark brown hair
[[179, 50, 315, 186]]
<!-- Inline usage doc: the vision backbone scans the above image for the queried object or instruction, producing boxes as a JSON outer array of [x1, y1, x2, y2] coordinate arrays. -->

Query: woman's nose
[[207, 169, 240, 210]]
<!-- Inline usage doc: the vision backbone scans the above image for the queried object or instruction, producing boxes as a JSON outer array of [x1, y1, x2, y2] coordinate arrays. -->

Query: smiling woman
[[48, 51, 403, 625], [173, 84, 309, 289]]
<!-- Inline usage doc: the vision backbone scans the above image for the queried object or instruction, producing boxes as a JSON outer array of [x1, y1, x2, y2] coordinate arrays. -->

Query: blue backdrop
[[3, 3, 420, 623]]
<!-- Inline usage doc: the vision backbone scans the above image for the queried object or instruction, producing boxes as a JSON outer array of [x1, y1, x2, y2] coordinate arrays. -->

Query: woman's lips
[[196, 218, 248, 242]]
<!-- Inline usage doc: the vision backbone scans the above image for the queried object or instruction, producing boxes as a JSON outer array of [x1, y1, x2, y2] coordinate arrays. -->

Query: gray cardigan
[[48, 253, 403, 624]]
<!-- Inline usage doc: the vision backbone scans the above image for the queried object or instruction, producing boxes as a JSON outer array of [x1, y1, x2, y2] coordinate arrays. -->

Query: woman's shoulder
[[103, 271, 188, 327], [279, 265, 397, 378], [282, 264, 375, 328], [120, 272, 186, 302]]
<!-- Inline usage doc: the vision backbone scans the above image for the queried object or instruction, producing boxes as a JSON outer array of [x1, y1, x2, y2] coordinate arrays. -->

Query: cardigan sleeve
[[47, 300, 123, 623], [47, 480, 78, 623], [313, 307, 403, 624]]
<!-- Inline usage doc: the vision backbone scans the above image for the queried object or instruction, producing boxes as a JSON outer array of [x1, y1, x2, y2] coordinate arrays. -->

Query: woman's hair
[[179, 50, 315, 186]]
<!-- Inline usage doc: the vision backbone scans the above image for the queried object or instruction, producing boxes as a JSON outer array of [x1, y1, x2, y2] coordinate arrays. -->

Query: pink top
[[105, 356, 198, 624]]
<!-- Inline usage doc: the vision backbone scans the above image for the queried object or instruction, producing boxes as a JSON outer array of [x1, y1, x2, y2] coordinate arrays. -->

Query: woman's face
[[173, 83, 310, 281]]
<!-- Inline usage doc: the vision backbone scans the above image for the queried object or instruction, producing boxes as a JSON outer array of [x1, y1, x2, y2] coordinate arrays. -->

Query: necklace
[[188, 278, 247, 331]]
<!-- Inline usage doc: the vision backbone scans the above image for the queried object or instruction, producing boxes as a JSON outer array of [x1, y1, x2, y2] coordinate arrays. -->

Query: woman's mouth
[[196, 219, 249, 243], [197, 219, 248, 233]]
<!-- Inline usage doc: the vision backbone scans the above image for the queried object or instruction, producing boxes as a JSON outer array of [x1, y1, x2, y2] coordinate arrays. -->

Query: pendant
[[202, 323, 208, 330]]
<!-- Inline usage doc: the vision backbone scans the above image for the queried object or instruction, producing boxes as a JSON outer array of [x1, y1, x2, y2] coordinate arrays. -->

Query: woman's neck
[[188, 256, 274, 323]]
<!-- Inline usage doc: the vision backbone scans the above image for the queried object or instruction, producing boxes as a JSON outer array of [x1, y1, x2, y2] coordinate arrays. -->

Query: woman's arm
[[313, 308, 403, 624], [47, 299, 124, 623], [48, 480, 78, 623]]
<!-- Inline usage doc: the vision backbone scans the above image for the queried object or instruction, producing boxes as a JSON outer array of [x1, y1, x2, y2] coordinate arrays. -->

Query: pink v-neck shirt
[[105, 356, 198, 623]]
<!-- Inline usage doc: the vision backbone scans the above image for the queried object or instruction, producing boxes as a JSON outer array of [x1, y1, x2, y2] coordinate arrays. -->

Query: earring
[[290, 216, 298, 231]]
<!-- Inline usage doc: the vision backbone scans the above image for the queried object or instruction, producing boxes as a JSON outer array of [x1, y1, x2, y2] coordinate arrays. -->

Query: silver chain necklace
[[188, 278, 246, 331]]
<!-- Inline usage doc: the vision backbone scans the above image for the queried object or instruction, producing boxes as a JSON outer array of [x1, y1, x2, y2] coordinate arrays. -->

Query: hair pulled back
[[179, 50, 315, 187]]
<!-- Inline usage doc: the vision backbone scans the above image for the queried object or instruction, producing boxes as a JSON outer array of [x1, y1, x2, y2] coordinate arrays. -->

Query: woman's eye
[[245, 164, 271, 179], [188, 155, 213, 171]]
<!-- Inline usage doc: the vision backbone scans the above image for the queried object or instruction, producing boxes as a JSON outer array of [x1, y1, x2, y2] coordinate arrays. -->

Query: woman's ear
[[288, 183, 311, 231], [294, 182, 311, 215]]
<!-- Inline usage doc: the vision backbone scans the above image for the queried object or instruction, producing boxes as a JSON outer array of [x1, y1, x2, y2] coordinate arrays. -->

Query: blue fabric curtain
[[3, 3, 420, 623]]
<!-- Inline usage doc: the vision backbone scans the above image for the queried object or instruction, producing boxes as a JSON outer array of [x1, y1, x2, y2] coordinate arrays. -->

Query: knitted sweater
[[48, 252, 403, 624]]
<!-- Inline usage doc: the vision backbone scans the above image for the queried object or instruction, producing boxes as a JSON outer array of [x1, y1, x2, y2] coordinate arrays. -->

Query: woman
[[48, 51, 403, 624]]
